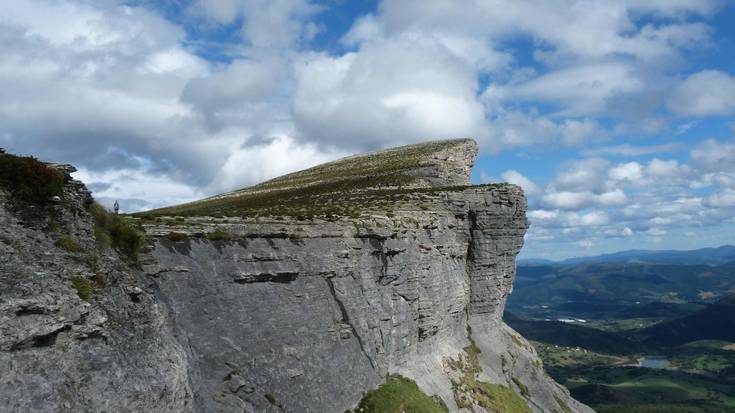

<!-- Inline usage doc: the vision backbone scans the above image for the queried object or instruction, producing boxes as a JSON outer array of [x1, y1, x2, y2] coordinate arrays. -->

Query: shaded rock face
[[0, 140, 592, 413], [0, 168, 191, 412]]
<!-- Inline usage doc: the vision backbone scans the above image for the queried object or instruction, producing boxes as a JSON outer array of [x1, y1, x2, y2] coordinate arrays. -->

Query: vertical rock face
[[0, 164, 191, 413], [0, 140, 593, 413]]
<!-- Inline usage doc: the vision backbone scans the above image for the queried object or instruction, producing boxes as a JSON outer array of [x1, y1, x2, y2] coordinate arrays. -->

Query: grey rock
[[0, 140, 593, 413]]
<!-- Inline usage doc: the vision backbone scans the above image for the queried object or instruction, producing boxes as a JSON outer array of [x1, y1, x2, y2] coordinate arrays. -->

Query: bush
[[90, 203, 146, 261], [71, 276, 94, 300], [0, 153, 65, 203], [168, 232, 188, 242], [205, 229, 232, 241], [56, 235, 82, 252], [355, 374, 449, 413]]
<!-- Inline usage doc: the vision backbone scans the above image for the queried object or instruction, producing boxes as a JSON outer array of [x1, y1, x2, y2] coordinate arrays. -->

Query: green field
[[506, 296, 735, 412]]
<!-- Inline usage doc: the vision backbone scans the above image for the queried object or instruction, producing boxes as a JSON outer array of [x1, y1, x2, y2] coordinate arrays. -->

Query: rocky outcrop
[[0, 165, 191, 412], [0, 140, 592, 413]]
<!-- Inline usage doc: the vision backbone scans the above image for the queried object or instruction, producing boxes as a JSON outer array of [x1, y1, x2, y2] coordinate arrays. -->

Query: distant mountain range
[[520, 245, 735, 266]]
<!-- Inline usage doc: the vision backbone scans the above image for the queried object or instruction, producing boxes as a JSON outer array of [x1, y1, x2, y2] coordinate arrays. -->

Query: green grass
[[475, 382, 533, 413], [55, 235, 82, 252], [671, 354, 732, 373], [512, 377, 530, 397], [446, 331, 532, 412], [135, 139, 496, 220], [71, 276, 94, 300], [0, 152, 65, 203], [354, 374, 448, 413], [90, 203, 146, 261]]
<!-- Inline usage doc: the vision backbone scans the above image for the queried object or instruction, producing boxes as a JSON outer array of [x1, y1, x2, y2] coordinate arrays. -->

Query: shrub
[[205, 229, 232, 241], [56, 235, 82, 252], [355, 374, 449, 413], [90, 203, 146, 261], [0, 153, 65, 203], [71, 276, 94, 300], [168, 232, 188, 242]]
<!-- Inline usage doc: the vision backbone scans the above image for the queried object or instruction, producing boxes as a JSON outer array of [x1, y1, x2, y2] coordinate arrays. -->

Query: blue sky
[[1, 0, 734, 259]]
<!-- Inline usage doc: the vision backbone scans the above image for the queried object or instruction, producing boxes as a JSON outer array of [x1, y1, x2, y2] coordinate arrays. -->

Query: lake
[[640, 356, 670, 369]]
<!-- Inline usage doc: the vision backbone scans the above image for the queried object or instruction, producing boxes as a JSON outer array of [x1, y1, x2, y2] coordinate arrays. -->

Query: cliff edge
[[0, 140, 592, 413]]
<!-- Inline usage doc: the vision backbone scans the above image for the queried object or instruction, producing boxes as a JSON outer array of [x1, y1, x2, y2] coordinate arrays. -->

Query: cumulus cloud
[[541, 189, 627, 210], [496, 63, 644, 116], [668, 70, 735, 116], [691, 138, 735, 172], [188, 0, 323, 48], [501, 170, 541, 196], [552, 158, 611, 192], [583, 142, 685, 156], [292, 36, 487, 150]]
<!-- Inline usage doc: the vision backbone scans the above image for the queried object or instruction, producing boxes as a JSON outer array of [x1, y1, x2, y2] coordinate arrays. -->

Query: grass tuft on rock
[[354, 374, 449, 413], [447, 327, 532, 413], [0, 152, 65, 203], [71, 276, 94, 300], [264, 393, 280, 407], [90, 203, 146, 261], [56, 235, 82, 252]]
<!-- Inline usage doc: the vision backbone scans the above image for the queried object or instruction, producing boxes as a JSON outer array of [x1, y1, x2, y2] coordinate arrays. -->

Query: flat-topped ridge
[[141, 138, 482, 219]]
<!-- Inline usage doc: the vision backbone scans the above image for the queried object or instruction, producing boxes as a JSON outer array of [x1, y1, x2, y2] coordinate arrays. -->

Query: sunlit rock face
[[0, 140, 592, 413]]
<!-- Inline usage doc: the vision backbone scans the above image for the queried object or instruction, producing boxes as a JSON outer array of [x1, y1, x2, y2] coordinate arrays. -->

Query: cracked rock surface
[[0, 168, 191, 413], [0, 140, 592, 413]]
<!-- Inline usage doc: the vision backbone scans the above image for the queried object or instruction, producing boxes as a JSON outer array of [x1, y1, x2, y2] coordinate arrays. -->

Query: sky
[[1, 0, 734, 259]]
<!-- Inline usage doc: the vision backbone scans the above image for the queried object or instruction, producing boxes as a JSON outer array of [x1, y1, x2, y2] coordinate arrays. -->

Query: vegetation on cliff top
[[90, 202, 146, 261], [0, 152, 65, 203], [135, 139, 511, 220]]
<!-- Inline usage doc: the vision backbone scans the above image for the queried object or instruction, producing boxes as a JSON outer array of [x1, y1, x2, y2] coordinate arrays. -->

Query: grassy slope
[[138, 139, 483, 219], [353, 375, 449, 413]]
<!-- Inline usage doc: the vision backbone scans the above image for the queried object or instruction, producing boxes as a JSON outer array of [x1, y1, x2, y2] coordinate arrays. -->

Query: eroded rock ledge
[[0, 139, 592, 413]]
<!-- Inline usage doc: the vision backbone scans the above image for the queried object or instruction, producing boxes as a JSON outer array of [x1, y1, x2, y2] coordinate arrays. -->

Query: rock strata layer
[[0, 140, 593, 413]]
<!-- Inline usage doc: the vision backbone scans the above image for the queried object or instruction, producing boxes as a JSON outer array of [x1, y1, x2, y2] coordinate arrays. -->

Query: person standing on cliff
[[113, 200, 119, 215]]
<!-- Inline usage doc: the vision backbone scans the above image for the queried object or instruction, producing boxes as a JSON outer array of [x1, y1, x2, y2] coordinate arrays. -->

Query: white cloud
[[561, 118, 603, 145], [497, 63, 644, 116], [706, 190, 735, 208], [292, 36, 488, 150], [608, 162, 644, 184], [501, 170, 541, 196], [207, 135, 346, 194], [668, 70, 735, 117], [646, 158, 690, 178], [541, 189, 627, 210], [583, 142, 685, 157], [552, 158, 611, 191], [188, 0, 323, 48], [691, 139, 735, 172]]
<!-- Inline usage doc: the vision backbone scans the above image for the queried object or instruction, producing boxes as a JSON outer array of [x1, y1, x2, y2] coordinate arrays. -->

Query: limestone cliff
[[0, 140, 592, 413]]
